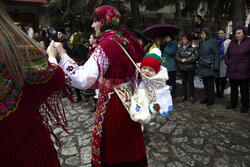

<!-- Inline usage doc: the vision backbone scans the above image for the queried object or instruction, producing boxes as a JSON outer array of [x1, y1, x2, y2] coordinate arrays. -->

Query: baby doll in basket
[[129, 48, 173, 124]]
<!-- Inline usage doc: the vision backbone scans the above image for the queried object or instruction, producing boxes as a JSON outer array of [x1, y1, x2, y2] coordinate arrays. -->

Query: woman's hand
[[54, 42, 66, 58], [47, 40, 57, 58], [181, 58, 187, 63]]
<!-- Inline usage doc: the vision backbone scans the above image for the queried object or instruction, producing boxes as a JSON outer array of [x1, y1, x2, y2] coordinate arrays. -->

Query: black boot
[[91, 98, 98, 113], [219, 77, 227, 97], [215, 77, 220, 97], [215, 91, 221, 97], [190, 97, 195, 103], [218, 91, 224, 97], [200, 98, 209, 104], [179, 96, 187, 102], [206, 100, 215, 106], [225, 104, 237, 109], [91, 106, 96, 113], [75, 89, 82, 102], [67, 86, 74, 96], [240, 104, 248, 113]]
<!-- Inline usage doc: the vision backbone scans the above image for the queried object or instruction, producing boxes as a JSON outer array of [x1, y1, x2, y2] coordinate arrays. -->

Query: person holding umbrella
[[143, 24, 180, 98]]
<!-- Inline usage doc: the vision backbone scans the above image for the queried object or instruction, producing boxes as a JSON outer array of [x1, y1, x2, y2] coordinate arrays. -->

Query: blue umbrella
[[143, 24, 180, 39]]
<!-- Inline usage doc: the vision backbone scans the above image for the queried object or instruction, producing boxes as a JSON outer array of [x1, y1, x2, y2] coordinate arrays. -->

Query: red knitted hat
[[140, 48, 162, 73]]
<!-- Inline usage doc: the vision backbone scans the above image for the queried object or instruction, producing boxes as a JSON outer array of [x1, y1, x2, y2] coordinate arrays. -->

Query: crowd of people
[[133, 15, 250, 113], [18, 22, 101, 104], [1, 1, 249, 166], [19, 13, 250, 114]]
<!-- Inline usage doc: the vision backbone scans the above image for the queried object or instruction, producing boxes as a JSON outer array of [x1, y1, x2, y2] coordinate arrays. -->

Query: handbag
[[200, 56, 213, 68], [113, 40, 173, 124]]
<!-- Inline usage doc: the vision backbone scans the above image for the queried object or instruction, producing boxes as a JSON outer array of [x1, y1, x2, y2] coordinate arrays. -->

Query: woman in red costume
[[0, 2, 67, 167], [50, 5, 148, 167]]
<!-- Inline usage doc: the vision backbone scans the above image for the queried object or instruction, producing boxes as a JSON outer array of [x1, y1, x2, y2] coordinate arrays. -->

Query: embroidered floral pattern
[[66, 66, 74, 72], [0, 87, 21, 120], [0, 48, 58, 120], [94, 6, 121, 33], [91, 88, 113, 166], [114, 82, 133, 111], [61, 58, 78, 86], [92, 45, 109, 77], [93, 89, 111, 136], [95, 6, 130, 51]]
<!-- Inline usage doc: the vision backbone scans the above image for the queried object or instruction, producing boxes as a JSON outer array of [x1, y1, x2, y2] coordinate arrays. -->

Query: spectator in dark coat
[[193, 15, 208, 35], [175, 34, 199, 103], [162, 33, 178, 98], [193, 15, 208, 45], [69, 33, 88, 65], [133, 29, 151, 52], [47, 25, 57, 40], [55, 28, 69, 52], [225, 26, 250, 113], [197, 27, 220, 106], [68, 33, 88, 102], [80, 33, 98, 104], [65, 27, 71, 41]]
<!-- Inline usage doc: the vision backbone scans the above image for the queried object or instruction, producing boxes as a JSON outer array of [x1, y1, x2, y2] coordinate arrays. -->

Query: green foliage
[[43, 0, 99, 35], [141, 0, 233, 29], [201, 0, 232, 26], [141, 0, 174, 11], [181, 0, 232, 28], [44, 0, 131, 34], [181, 0, 201, 14], [43, 0, 245, 34]]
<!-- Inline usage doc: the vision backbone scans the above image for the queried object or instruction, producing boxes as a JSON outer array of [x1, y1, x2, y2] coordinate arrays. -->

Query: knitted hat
[[140, 48, 162, 73]]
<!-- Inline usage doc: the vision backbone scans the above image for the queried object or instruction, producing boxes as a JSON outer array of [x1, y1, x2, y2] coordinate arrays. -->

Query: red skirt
[[102, 93, 148, 167], [9, 121, 60, 167]]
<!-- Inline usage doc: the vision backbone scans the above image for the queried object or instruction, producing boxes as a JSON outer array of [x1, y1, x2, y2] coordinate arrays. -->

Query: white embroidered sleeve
[[58, 45, 109, 90]]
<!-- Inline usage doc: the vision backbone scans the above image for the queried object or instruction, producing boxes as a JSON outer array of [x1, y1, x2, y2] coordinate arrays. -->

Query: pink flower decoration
[[0, 102, 7, 111], [5, 97, 14, 105], [12, 89, 16, 94]]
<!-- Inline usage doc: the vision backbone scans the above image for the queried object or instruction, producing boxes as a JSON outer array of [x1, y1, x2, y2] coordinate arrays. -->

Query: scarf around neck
[[217, 37, 226, 58]]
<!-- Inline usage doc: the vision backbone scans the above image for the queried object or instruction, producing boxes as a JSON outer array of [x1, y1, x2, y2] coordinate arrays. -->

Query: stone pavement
[[54, 88, 250, 167]]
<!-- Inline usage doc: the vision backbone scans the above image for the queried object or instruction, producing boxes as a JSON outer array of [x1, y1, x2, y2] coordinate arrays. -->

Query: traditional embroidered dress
[[53, 5, 148, 167], [0, 46, 67, 166]]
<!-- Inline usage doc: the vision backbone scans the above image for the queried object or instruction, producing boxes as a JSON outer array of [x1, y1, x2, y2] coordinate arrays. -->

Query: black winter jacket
[[175, 43, 199, 71]]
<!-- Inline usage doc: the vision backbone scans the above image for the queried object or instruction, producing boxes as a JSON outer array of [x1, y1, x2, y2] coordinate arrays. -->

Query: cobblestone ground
[[54, 86, 250, 167]]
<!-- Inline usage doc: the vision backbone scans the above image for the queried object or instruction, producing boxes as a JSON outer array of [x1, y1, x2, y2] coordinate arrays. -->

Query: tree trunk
[[131, 0, 140, 30], [69, 14, 73, 33], [174, 0, 182, 40], [232, 0, 246, 30]]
